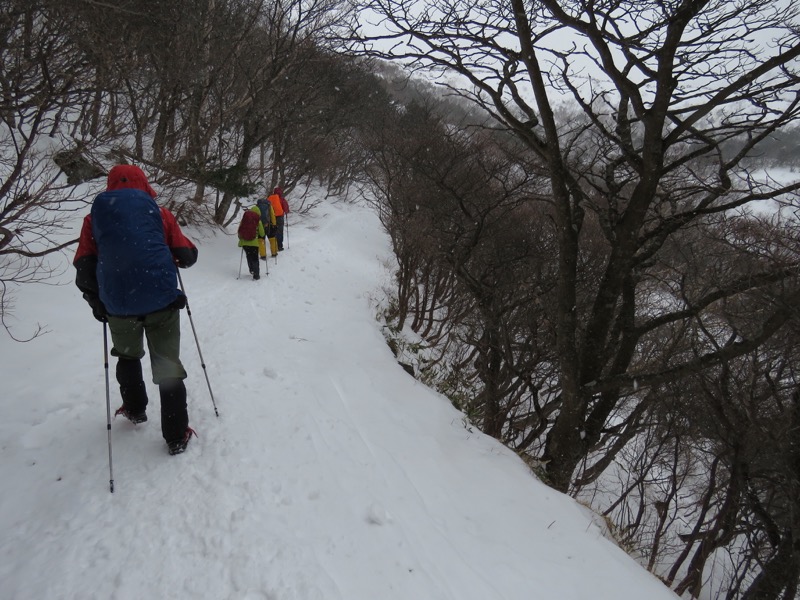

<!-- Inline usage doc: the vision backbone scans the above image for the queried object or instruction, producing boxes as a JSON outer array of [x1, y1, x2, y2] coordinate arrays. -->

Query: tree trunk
[[541, 174, 585, 492]]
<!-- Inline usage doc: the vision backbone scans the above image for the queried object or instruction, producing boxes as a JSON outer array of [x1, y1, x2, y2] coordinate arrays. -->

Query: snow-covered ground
[[0, 195, 678, 599]]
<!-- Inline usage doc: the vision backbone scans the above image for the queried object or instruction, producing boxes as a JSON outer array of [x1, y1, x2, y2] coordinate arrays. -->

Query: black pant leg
[[116, 357, 149, 413], [159, 378, 188, 442], [243, 246, 259, 277], [275, 216, 285, 249]]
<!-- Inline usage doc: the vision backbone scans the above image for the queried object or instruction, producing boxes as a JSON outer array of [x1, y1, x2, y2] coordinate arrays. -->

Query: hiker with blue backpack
[[238, 204, 266, 280], [73, 164, 199, 456], [256, 196, 277, 259]]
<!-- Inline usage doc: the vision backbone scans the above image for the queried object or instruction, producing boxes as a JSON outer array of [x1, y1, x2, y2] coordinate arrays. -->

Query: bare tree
[[565, 212, 800, 598], [358, 94, 569, 441], [54, 0, 361, 226], [346, 0, 800, 492], [0, 1, 100, 339]]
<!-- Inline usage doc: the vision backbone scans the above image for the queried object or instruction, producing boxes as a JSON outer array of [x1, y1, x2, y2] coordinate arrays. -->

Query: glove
[[92, 303, 108, 323], [84, 293, 107, 322], [171, 293, 188, 310]]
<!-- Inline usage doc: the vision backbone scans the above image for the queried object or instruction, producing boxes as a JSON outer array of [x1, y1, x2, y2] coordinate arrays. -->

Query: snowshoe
[[167, 427, 197, 455], [115, 406, 147, 424]]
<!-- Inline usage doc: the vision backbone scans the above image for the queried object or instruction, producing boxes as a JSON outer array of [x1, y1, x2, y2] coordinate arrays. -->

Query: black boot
[[159, 378, 189, 445], [116, 358, 148, 422]]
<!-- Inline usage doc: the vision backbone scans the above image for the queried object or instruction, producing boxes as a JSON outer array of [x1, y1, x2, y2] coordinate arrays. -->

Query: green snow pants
[[107, 308, 187, 384]]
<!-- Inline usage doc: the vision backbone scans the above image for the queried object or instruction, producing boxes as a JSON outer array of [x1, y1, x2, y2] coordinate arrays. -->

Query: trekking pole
[[177, 270, 220, 418], [237, 248, 244, 279], [103, 322, 115, 493], [285, 214, 289, 250]]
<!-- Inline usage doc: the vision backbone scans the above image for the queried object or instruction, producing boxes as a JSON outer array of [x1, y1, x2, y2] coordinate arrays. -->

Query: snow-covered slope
[[0, 197, 677, 599]]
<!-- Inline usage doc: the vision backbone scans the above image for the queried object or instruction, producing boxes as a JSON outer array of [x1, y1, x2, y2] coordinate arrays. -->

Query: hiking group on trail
[[73, 165, 199, 456], [238, 186, 290, 281], [72, 166, 292, 466]]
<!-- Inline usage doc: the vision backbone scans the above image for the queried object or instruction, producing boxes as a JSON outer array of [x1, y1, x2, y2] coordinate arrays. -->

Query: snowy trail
[[1, 198, 678, 600]]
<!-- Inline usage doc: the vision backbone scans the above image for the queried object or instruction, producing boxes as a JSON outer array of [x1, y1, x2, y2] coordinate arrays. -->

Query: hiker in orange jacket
[[267, 186, 289, 251]]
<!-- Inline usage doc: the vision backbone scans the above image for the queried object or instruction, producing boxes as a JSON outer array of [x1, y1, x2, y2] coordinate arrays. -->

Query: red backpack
[[238, 209, 259, 241]]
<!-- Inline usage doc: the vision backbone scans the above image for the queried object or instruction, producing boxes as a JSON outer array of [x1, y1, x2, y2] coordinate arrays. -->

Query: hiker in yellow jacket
[[238, 206, 266, 279], [256, 197, 278, 258]]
